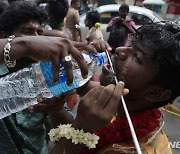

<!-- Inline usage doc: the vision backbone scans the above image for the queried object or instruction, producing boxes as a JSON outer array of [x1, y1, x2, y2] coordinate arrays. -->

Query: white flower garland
[[48, 124, 99, 149]]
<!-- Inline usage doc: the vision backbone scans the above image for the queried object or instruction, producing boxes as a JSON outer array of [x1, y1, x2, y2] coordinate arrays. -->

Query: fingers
[[90, 40, 112, 52], [58, 41, 73, 85], [69, 46, 88, 79], [51, 53, 60, 84], [123, 88, 129, 96], [82, 88, 96, 99], [28, 96, 65, 113], [90, 86, 104, 101], [104, 81, 124, 113], [73, 42, 97, 54], [95, 84, 115, 108]]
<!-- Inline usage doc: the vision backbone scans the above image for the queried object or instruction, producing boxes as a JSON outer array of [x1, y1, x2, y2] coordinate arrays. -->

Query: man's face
[[12, 20, 43, 37], [119, 9, 128, 19], [100, 46, 159, 101], [84, 16, 90, 27], [73, 2, 79, 10], [9, 20, 43, 72]]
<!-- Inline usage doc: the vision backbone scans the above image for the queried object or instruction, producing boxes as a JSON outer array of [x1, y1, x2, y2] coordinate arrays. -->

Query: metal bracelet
[[3, 35, 16, 68]]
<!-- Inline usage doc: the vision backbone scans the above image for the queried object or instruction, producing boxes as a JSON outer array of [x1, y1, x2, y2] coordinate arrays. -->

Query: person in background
[[65, 0, 82, 42], [48, 22, 180, 154], [0, 1, 72, 153], [0, 35, 114, 154], [84, 10, 104, 82], [35, 0, 72, 40], [85, 11, 103, 44], [107, 4, 135, 54]]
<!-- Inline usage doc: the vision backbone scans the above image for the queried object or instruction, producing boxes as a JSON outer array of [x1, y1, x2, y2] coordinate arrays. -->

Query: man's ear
[[0, 31, 9, 38], [144, 86, 172, 103]]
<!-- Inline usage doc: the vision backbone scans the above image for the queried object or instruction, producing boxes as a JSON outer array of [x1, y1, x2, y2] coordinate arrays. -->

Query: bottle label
[[40, 60, 78, 96]]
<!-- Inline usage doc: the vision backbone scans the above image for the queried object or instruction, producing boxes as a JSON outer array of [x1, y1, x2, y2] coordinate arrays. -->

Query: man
[[0, 1, 73, 154], [107, 4, 135, 54], [49, 22, 180, 153], [34, 0, 72, 39], [65, 0, 82, 42], [0, 2, 112, 153]]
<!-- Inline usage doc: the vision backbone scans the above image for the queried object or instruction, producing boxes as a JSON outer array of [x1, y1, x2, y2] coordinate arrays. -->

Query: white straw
[[105, 50, 142, 154]]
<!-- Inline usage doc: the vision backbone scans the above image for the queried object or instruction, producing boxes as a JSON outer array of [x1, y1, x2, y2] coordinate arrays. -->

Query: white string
[[105, 50, 142, 154]]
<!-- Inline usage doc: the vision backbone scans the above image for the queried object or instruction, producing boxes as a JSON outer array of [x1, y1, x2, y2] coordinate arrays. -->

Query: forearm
[[51, 120, 92, 154], [43, 30, 68, 39], [51, 138, 84, 154]]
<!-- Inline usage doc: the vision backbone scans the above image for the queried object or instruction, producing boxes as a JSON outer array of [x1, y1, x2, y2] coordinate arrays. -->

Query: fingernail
[[28, 106, 34, 113], [83, 74, 88, 79], [119, 81, 124, 85], [108, 47, 112, 51], [53, 79, 57, 85], [67, 82, 72, 86], [37, 97, 43, 103]]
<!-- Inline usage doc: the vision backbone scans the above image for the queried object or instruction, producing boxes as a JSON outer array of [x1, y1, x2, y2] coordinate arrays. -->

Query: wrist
[[72, 117, 94, 133], [11, 37, 29, 60], [3, 35, 16, 68], [48, 124, 99, 149]]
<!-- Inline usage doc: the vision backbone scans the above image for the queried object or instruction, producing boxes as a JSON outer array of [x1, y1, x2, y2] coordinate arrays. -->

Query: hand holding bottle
[[0, 36, 97, 83], [73, 82, 128, 133]]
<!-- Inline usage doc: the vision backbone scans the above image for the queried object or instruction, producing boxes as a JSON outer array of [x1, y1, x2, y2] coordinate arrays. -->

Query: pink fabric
[[107, 16, 135, 47]]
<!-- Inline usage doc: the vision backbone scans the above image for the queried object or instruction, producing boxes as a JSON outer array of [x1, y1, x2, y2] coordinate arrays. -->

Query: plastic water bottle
[[0, 52, 107, 119]]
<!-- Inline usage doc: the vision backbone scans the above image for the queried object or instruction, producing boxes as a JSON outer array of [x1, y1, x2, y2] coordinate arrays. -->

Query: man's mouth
[[100, 64, 116, 86], [102, 64, 115, 75]]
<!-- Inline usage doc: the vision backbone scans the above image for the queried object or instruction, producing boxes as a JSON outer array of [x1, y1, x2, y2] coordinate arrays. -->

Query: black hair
[[71, 0, 79, 5], [0, 1, 9, 15], [119, 3, 129, 12], [86, 11, 100, 26], [131, 22, 180, 108], [48, 0, 69, 25], [0, 1, 47, 33]]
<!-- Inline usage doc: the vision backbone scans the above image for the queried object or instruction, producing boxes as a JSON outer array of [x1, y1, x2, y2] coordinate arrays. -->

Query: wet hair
[[119, 3, 129, 12], [131, 22, 180, 108], [48, 0, 69, 25], [0, 1, 47, 33], [86, 11, 100, 26]]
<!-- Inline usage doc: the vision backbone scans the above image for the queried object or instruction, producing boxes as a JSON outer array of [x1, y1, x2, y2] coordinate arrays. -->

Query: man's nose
[[115, 47, 128, 60]]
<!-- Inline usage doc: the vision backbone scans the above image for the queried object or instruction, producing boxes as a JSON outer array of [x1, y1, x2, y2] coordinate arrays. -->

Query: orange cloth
[[97, 130, 172, 154]]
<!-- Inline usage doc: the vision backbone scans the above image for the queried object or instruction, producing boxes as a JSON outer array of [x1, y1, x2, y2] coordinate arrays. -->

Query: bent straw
[[105, 50, 142, 154]]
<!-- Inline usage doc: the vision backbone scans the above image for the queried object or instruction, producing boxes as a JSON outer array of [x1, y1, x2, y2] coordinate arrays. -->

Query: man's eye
[[133, 53, 142, 64], [23, 30, 31, 34]]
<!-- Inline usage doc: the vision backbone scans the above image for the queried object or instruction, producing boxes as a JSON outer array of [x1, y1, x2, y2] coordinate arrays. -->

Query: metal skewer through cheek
[[105, 50, 142, 154]]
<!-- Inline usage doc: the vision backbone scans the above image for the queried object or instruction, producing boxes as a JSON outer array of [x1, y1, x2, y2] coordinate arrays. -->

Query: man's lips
[[102, 64, 116, 75], [102, 64, 111, 75]]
